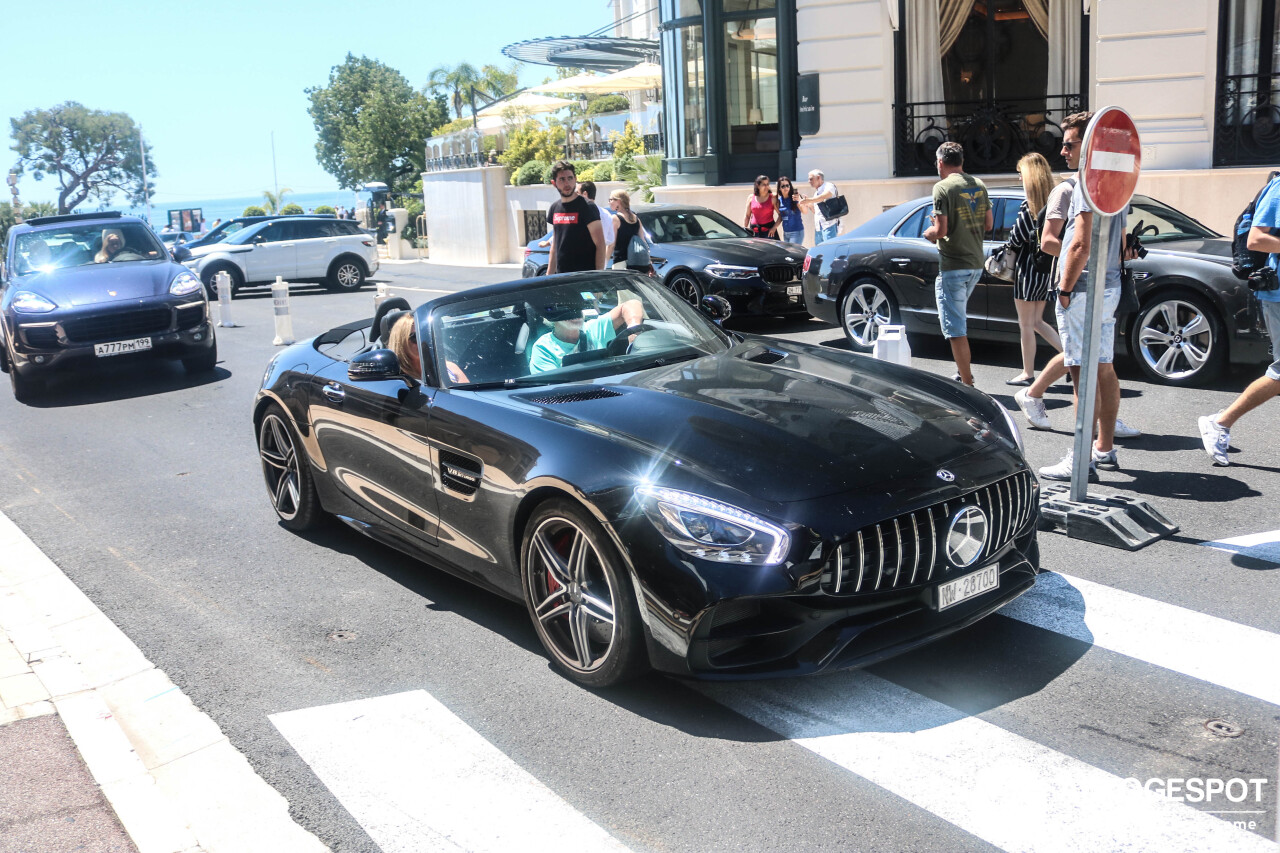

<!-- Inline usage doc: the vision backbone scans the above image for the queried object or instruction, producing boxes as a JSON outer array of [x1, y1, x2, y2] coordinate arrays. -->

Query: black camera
[[1125, 232, 1148, 259], [1248, 265, 1280, 292]]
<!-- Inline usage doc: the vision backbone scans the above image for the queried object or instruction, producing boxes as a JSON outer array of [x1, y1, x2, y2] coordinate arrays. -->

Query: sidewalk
[[0, 512, 328, 853]]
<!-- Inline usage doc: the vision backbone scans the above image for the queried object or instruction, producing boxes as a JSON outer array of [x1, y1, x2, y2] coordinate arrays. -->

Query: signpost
[[1038, 106, 1178, 550]]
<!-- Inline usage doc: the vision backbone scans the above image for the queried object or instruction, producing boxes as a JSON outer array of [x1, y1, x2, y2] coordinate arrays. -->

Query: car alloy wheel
[[202, 265, 242, 299], [841, 278, 897, 352], [258, 407, 321, 530], [521, 499, 645, 687], [668, 272, 703, 308], [329, 260, 365, 291], [1132, 294, 1225, 386]]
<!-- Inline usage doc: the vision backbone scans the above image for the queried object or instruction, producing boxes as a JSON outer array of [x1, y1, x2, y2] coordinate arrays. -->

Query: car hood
[[1146, 236, 1232, 265], [507, 343, 1009, 503], [655, 238, 807, 266], [12, 261, 184, 308]]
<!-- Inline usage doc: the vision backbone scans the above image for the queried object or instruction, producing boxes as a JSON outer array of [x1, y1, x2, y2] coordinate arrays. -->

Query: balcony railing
[[893, 94, 1083, 177], [1214, 74, 1280, 166]]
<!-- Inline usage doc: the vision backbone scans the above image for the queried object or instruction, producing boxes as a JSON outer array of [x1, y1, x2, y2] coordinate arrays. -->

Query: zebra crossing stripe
[[1204, 530, 1280, 565], [701, 673, 1275, 853], [999, 571, 1280, 706], [270, 690, 628, 853]]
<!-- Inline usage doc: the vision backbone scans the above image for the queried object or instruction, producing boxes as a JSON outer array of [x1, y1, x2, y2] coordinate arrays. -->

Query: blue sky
[[3, 0, 616, 206]]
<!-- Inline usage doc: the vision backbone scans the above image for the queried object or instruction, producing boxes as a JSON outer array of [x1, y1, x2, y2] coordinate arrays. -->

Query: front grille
[[63, 308, 172, 343], [21, 327, 59, 348], [176, 305, 206, 330], [525, 388, 623, 404], [759, 264, 798, 285], [821, 470, 1037, 595]]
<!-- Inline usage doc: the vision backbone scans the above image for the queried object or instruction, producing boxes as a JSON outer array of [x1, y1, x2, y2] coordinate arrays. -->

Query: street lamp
[[7, 171, 21, 225]]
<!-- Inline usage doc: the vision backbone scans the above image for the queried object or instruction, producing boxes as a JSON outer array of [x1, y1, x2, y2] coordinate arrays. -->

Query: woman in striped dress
[[1004, 153, 1062, 386]]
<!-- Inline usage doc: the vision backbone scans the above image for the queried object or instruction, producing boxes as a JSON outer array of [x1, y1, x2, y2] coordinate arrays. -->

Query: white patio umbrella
[[476, 92, 574, 118], [525, 73, 606, 95], [569, 62, 664, 94]]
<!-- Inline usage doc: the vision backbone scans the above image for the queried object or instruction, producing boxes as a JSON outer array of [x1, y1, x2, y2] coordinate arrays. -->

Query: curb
[[0, 510, 329, 853]]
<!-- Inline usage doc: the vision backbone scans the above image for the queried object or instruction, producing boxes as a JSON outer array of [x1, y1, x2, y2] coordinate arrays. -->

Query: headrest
[[381, 310, 409, 346], [371, 296, 411, 344]]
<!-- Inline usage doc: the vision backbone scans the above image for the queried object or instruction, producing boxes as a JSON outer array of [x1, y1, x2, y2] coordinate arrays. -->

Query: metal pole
[[1069, 213, 1113, 502], [271, 131, 278, 203], [139, 126, 152, 226]]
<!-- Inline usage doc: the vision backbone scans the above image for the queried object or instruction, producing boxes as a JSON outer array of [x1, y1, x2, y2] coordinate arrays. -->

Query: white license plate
[[94, 337, 152, 357], [787, 284, 802, 295], [937, 565, 999, 611]]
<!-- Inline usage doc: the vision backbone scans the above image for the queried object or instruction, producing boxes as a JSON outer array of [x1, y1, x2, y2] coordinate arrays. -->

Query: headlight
[[170, 271, 203, 296], [12, 291, 56, 313], [635, 486, 790, 565], [704, 264, 758, 280], [997, 404, 1024, 452]]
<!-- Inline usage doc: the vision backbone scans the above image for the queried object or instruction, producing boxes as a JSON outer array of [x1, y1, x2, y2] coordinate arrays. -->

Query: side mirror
[[699, 294, 733, 325], [252, 234, 267, 244], [626, 235, 651, 270], [348, 349, 402, 382], [172, 246, 191, 262]]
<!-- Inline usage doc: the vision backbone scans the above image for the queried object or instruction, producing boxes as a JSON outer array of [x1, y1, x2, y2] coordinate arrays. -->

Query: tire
[[326, 257, 366, 292], [839, 277, 899, 352], [520, 498, 647, 688], [1129, 291, 1226, 387], [667, 271, 703, 308], [201, 264, 242, 299], [9, 368, 44, 403], [182, 338, 218, 374], [257, 405, 322, 531]]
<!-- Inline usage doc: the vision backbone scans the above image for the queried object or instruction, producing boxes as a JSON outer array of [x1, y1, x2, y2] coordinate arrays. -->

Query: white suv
[[182, 217, 378, 298]]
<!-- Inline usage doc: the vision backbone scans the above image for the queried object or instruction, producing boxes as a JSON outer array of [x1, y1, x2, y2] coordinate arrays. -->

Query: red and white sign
[[1080, 106, 1142, 216], [552, 212, 580, 225]]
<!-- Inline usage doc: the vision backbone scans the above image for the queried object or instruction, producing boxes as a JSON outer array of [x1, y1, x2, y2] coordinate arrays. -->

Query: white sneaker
[[1091, 446, 1119, 470], [1198, 414, 1230, 466], [1038, 448, 1098, 481], [1113, 418, 1142, 439], [1015, 388, 1051, 430]]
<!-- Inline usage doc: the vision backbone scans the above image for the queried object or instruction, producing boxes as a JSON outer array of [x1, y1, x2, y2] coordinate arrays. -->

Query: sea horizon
[[125, 189, 367, 228]]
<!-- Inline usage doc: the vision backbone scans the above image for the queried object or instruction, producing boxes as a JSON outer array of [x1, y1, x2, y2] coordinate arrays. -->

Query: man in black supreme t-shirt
[[546, 160, 604, 274]]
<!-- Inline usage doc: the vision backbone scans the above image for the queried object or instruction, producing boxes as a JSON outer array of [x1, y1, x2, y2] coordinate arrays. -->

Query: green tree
[[242, 205, 267, 217], [617, 154, 665, 203], [313, 205, 336, 215], [497, 121, 566, 178], [307, 54, 448, 190], [261, 187, 293, 214], [0, 201, 57, 252], [10, 102, 157, 214], [428, 62, 520, 121], [279, 203, 304, 215]]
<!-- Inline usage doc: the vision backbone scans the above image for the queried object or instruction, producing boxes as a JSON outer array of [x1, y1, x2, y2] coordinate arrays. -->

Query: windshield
[[431, 273, 730, 389], [642, 210, 749, 243], [1128, 195, 1220, 243], [11, 222, 166, 275]]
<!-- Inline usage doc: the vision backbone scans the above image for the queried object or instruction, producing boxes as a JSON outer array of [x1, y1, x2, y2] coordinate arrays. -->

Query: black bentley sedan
[[523, 203, 810, 316], [802, 190, 1272, 386], [1, 212, 216, 401], [254, 271, 1039, 687]]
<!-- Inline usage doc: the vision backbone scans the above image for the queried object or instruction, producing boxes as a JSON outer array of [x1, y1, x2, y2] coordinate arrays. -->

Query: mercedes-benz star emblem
[[936, 469, 955, 482], [945, 506, 988, 567]]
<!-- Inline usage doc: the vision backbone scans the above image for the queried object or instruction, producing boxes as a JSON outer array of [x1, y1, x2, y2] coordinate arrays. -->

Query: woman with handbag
[[1004, 153, 1063, 386]]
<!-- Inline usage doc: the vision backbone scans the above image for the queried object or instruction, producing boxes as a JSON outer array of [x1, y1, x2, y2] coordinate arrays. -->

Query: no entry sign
[[1080, 106, 1141, 215]]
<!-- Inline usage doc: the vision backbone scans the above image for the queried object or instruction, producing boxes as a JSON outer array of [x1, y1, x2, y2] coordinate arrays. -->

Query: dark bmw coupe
[[1, 212, 216, 401], [802, 190, 1272, 386], [254, 271, 1040, 687], [523, 203, 810, 316]]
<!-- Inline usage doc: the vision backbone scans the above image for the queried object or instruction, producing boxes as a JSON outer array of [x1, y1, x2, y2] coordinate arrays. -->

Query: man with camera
[[1198, 177, 1280, 466]]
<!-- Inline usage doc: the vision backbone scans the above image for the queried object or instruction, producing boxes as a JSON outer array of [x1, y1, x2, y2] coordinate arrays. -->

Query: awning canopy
[[525, 72, 605, 95], [476, 91, 574, 118], [503, 36, 657, 73], [575, 62, 662, 93]]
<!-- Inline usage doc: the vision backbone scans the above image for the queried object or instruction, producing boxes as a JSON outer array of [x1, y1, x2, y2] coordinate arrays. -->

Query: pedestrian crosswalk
[[273, 570, 1280, 853]]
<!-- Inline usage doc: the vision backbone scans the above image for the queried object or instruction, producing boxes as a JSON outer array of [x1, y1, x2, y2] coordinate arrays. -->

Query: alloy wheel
[[259, 413, 302, 521], [526, 515, 618, 672], [1135, 298, 1217, 383], [336, 262, 362, 288], [669, 274, 702, 307], [842, 281, 894, 349]]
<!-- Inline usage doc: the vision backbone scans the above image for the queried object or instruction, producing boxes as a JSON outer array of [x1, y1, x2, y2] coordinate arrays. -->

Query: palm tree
[[427, 63, 482, 120], [478, 63, 520, 101], [261, 187, 293, 215]]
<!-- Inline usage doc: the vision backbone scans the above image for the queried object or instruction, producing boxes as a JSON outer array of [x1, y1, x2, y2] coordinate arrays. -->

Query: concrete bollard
[[216, 271, 237, 327], [374, 282, 389, 312], [871, 325, 911, 367], [271, 276, 295, 346]]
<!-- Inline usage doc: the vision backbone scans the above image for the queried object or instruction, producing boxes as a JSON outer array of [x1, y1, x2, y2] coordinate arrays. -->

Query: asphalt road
[[1, 262, 1277, 852]]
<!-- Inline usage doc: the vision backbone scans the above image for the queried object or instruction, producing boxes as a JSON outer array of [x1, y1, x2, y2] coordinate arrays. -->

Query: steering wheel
[[605, 323, 656, 356]]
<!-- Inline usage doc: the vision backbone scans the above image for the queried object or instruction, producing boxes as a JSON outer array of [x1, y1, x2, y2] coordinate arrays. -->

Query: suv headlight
[[170, 271, 203, 296], [12, 291, 56, 313], [705, 264, 758, 280], [635, 486, 790, 565]]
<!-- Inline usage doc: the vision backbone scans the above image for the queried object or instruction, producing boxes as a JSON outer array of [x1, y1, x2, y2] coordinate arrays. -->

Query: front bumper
[[704, 274, 809, 315]]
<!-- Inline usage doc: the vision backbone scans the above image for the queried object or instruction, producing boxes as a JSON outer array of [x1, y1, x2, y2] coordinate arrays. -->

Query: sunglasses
[[408, 332, 417, 345], [779, 182, 791, 187], [1061, 140, 1079, 150]]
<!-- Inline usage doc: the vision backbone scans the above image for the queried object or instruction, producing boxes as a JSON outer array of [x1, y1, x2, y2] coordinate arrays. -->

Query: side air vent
[[438, 449, 482, 497], [525, 388, 623, 405], [743, 347, 787, 365]]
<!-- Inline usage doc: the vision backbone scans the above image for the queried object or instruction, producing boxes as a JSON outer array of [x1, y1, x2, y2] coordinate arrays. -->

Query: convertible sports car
[[802, 189, 1273, 386], [254, 271, 1040, 686], [1, 211, 215, 402]]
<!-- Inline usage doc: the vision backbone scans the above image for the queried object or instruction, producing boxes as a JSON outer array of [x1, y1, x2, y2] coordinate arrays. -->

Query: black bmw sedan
[[802, 190, 1272, 386], [1, 212, 216, 401], [524, 203, 810, 316], [254, 271, 1039, 687]]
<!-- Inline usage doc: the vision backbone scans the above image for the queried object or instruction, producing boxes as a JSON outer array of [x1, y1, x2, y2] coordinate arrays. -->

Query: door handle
[[279, 243, 295, 248], [890, 257, 911, 266], [322, 383, 345, 403]]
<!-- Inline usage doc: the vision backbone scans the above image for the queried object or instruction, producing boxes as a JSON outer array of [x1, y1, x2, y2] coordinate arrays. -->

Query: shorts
[[1261, 299, 1280, 381], [1056, 287, 1121, 366], [934, 268, 982, 338]]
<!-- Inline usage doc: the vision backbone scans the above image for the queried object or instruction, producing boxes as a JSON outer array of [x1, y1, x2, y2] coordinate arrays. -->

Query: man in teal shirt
[[529, 297, 646, 373]]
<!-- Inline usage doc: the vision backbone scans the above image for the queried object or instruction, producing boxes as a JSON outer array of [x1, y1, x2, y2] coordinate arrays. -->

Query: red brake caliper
[[546, 530, 568, 597]]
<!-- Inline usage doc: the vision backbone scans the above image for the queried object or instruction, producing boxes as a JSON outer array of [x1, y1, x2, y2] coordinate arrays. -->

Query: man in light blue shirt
[[529, 297, 646, 373], [1198, 175, 1280, 465]]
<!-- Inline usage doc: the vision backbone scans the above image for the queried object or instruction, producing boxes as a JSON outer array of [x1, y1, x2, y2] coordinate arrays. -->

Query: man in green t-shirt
[[529, 296, 646, 373], [923, 141, 992, 386]]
